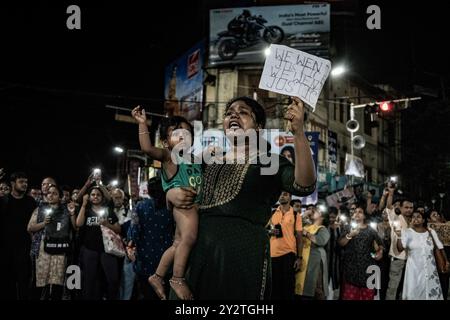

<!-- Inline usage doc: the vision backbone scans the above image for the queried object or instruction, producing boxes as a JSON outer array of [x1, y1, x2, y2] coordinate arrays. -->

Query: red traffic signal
[[379, 101, 393, 112]]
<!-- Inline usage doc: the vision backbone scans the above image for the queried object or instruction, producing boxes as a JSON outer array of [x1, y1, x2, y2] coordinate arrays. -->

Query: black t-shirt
[[0, 194, 37, 256], [79, 205, 118, 252]]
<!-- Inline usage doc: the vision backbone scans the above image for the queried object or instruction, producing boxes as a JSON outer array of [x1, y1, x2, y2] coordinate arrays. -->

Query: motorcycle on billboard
[[216, 9, 284, 61]]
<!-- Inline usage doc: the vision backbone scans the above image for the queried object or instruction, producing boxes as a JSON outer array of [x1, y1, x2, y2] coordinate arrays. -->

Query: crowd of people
[[1, 96, 449, 301], [0, 168, 181, 300], [267, 191, 450, 300]]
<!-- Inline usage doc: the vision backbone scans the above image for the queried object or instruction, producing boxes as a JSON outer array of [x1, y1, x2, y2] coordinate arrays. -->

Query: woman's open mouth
[[228, 120, 242, 130]]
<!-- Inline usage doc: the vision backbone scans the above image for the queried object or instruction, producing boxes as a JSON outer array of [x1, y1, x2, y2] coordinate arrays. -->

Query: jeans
[[119, 256, 136, 300]]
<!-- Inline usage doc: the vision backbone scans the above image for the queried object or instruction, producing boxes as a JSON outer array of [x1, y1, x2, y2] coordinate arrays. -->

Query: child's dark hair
[[159, 116, 194, 143]]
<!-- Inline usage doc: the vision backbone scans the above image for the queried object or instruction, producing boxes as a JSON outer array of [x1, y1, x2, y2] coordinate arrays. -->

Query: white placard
[[259, 44, 331, 110], [344, 153, 365, 178]]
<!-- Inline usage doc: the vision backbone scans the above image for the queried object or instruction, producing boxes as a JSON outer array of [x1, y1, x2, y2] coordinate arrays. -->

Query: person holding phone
[[395, 210, 447, 300], [384, 183, 414, 300], [338, 204, 383, 300], [76, 186, 121, 300]]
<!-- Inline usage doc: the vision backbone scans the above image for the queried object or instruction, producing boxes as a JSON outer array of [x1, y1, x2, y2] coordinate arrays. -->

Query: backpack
[[43, 206, 72, 255]]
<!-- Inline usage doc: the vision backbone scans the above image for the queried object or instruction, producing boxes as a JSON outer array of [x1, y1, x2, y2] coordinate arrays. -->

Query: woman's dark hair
[[147, 176, 166, 210], [225, 96, 266, 128], [87, 186, 107, 205], [47, 184, 63, 198], [412, 210, 427, 224], [280, 145, 295, 164], [353, 203, 369, 223], [159, 116, 194, 143]]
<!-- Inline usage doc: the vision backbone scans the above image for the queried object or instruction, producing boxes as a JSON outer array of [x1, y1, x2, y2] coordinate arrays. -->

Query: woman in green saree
[[167, 96, 316, 299]]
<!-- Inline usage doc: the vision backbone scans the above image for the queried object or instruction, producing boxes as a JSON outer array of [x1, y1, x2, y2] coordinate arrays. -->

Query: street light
[[110, 180, 119, 187], [331, 65, 346, 77], [114, 146, 124, 154], [114, 146, 125, 180]]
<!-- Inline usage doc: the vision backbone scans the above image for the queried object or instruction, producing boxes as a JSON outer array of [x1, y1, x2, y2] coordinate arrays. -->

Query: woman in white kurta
[[396, 211, 444, 300]]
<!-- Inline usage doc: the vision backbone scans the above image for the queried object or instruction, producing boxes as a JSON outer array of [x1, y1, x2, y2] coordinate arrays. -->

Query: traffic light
[[379, 101, 394, 112], [364, 103, 378, 114]]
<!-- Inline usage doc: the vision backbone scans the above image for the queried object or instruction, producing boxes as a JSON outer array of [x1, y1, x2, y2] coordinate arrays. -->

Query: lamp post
[[114, 146, 125, 181]]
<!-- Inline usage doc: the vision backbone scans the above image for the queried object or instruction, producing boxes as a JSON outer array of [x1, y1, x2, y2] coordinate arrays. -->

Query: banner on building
[[328, 130, 337, 175], [267, 130, 319, 205], [326, 187, 357, 210], [164, 41, 205, 121], [209, 4, 330, 66]]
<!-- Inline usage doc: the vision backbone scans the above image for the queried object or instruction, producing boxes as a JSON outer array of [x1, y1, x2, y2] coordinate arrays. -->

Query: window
[[365, 166, 373, 182], [346, 100, 351, 122], [364, 112, 372, 136], [388, 121, 395, 146], [339, 99, 344, 123]]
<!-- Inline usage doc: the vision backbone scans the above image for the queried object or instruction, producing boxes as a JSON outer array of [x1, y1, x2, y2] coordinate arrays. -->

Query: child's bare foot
[[169, 277, 193, 300], [148, 274, 167, 300]]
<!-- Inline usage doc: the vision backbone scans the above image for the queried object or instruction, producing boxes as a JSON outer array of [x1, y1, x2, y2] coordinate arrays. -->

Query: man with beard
[[268, 191, 303, 299], [0, 172, 37, 299]]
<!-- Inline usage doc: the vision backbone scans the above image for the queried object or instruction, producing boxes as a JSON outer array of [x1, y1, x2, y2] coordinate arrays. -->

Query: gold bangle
[[139, 131, 149, 135]]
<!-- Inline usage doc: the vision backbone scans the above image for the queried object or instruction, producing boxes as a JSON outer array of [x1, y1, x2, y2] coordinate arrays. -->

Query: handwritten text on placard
[[259, 44, 331, 110]]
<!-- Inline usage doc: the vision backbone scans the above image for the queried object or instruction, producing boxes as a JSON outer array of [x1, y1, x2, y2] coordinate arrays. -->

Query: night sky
[[1, 1, 449, 191]]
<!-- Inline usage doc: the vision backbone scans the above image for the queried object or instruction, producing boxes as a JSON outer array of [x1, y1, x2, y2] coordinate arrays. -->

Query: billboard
[[209, 4, 330, 66], [164, 41, 205, 122]]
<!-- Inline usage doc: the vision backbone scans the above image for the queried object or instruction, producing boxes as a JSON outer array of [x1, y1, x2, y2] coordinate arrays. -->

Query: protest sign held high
[[259, 44, 331, 110]]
